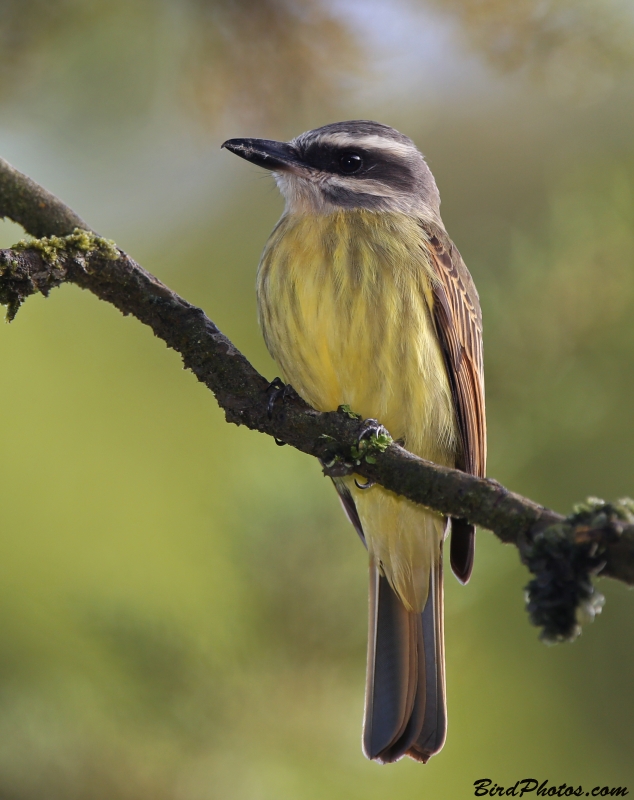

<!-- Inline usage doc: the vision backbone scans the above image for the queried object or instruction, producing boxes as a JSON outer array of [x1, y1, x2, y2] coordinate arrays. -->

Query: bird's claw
[[355, 477, 375, 490], [267, 378, 300, 447], [266, 377, 298, 420], [357, 418, 390, 444], [267, 377, 285, 419]]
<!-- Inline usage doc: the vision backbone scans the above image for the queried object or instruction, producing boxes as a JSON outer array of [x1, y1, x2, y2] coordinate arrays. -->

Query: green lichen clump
[[12, 227, 119, 264], [0, 228, 120, 322], [338, 404, 361, 420], [350, 431, 393, 465]]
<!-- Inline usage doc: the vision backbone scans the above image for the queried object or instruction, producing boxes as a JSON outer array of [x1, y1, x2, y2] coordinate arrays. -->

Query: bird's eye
[[338, 152, 363, 174]]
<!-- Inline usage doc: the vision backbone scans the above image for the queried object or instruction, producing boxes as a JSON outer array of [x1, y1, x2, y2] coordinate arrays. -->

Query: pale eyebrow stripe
[[296, 133, 417, 160]]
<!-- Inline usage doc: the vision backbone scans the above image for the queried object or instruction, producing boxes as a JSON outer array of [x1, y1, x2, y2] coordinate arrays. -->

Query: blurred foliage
[[0, 0, 360, 131], [183, 0, 361, 127], [1, 0, 633, 135], [484, 165, 634, 491], [424, 0, 634, 98], [0, 0, 633, 798]]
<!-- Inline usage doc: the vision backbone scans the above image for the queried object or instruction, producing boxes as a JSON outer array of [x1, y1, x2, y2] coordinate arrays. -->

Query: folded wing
[[423, 222, 487, 583]]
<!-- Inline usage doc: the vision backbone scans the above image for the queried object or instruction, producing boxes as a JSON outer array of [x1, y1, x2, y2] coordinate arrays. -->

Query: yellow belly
[[257, 210, 458, 611]]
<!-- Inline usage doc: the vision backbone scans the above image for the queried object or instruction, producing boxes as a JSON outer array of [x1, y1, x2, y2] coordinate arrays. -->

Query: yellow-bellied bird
[[222, 121, 486, 764]]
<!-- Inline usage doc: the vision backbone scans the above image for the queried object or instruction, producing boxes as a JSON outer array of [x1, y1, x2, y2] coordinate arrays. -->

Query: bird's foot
[[351, 419, 392, 461], [357, 418, 391, 444], [349, 419, 393, 487], [322, 419, 393, 484], [267, 377, 284, 418], [267, 377, 299, 446], [266, 377, 299, 418]]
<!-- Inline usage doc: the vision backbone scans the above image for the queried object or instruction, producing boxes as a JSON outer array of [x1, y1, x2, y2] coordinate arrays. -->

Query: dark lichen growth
[[2, 286, 23, 322], [524, 497, 634, 643], [0, 248, 64, 321]]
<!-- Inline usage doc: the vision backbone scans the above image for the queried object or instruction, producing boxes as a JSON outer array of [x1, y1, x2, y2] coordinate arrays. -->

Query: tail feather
[[407, 554, 446, 762], [450, 517, 475, 584], [363, 566, 418, 761], [363, 556, 446, 764]]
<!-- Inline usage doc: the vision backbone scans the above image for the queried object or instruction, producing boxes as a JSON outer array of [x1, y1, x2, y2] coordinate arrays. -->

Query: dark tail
[[450, 517, 475, 584], [362, 555, 446, 764]]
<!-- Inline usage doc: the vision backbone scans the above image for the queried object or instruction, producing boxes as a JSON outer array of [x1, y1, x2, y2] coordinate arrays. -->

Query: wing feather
[[422, 222, 486, 582]]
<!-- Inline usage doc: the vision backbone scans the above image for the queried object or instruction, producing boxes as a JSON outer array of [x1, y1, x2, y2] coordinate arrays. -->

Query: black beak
[[221, 138, 303, 171]]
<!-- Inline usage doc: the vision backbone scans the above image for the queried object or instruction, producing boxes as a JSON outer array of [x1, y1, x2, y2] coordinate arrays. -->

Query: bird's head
[[222, 120, 441, 219]]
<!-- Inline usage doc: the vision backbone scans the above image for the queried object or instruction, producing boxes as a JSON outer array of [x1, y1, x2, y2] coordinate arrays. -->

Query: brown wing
[[422, 222, 486, 583]]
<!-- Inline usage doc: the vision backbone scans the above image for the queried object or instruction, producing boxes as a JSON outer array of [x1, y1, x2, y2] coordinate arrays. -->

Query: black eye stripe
[[298, 143, 416, 190], [300, 143, 368, 174]]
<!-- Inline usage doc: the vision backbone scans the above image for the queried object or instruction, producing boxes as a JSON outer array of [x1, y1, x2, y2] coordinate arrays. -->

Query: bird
[[222, 120, 486, 763]]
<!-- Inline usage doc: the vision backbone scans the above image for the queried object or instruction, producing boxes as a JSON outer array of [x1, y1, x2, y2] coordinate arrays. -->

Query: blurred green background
[[0, 0, 633, 797]]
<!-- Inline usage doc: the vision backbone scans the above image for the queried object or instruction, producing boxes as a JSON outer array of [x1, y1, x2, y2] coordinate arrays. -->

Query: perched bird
[[222, 121, 486, 763]]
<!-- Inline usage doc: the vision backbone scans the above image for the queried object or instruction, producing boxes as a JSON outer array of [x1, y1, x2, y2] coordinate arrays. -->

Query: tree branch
[[0, 157, 90, 238], [0, 156, 631, 643]]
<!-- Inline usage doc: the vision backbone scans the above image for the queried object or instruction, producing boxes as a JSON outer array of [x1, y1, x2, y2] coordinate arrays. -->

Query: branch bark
[[0, 156, 631, 642]]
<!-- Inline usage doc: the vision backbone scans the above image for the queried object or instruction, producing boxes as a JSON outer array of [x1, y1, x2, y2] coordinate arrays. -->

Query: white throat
[[274, 171, 440, 220]]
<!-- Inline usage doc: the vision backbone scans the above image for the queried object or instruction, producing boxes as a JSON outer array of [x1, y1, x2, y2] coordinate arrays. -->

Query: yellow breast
[[257, 209, 457, 610], [258, 209, 457, 463]]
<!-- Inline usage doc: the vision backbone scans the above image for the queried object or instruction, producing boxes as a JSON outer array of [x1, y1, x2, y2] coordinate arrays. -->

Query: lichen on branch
[[12, 228, 119, 265]]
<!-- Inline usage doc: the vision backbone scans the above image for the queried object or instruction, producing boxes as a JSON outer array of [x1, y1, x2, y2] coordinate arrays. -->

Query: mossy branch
[[0, 156, 632, 643]]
